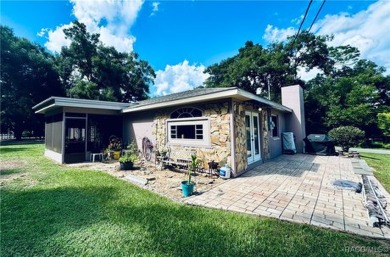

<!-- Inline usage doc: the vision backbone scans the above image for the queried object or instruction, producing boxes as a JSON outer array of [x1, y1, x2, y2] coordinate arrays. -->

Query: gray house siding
[[269, 109, 287, 159]]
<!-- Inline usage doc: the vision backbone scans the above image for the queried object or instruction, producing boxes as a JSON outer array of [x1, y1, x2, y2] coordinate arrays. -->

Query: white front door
[[245, 112, 261, 164]]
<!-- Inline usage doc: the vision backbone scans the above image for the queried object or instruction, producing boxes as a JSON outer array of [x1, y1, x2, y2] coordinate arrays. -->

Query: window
[[170, 107, 203, 119], [167, 117, 210, 147], [271, 115, 279, 138]]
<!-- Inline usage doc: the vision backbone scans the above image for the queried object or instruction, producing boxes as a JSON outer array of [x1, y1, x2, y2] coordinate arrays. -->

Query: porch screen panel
[[45, 114, 63, 153], [45, 121, 52, 149], [52, 115, 63, 153]]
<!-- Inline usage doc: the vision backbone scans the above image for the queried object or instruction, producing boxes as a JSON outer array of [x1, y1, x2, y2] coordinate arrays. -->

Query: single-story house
[[33, 85, 306, 177]]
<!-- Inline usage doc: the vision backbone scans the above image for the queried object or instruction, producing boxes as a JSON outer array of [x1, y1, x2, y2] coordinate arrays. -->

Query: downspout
[[61, 111, 65, 164], [85, 113, 88, 161], [229, 99, 236, 177]]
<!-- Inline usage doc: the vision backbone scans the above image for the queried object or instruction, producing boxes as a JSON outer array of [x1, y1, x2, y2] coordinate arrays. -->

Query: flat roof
[[33, 97, 131, 114]]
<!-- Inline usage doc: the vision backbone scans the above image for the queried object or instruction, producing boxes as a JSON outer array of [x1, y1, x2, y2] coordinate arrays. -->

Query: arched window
[[170, 107, 203, 119], [167, 107, 210, 147]]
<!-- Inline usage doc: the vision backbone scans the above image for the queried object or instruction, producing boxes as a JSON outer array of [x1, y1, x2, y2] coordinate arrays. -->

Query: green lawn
[[361, 153, 390, 192], [1, 143, 389, 257]]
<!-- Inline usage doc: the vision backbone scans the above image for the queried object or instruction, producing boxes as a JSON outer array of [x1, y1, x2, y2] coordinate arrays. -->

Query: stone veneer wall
[[262, 109, 270, 160], [233, 101, 271, 175], [152, 101, 232, 169], [233, 102, 246, 174]]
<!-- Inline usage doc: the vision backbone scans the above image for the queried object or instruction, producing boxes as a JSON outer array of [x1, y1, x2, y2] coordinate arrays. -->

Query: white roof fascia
[[237, 89, 292, 112], [123, 88, 292, 113], [34, 103, 56, 114], [122, 89, 240, 113], [34, 97, 130, 114]]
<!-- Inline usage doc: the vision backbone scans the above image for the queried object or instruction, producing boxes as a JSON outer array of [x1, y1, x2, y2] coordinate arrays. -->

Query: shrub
[[378, 113, 390, 137], [119, 141, 139, 163], [328, 126, 365, 152]]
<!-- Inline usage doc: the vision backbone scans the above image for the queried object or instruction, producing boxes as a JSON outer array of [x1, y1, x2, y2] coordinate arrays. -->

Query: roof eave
[[33, 97, 130, 114], [122, 89, 241, 113], [236, 89, 292, 112], [123, 88, 292, 113]]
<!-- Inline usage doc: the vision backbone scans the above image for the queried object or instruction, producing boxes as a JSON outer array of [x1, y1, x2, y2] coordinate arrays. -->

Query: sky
[[1, 0, 389, 97]]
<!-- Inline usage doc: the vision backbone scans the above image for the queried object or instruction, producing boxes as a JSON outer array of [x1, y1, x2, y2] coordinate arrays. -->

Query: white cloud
[[263, 0, 390, 74], [291, 15, 304, 25], [45, 24, 72, 53], [152, 60, 210, 96], [37, 28, 49, 37], [297, 67, 322, 81], [44, 0, 144, 53], [314, 0, 390, 73], [262, 25, 296, 43], [151, 2, 160, 16]]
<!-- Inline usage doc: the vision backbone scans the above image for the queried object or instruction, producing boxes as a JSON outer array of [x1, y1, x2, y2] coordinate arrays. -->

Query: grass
[[361, 153, 390, 192], [1, 143, 390, 257]]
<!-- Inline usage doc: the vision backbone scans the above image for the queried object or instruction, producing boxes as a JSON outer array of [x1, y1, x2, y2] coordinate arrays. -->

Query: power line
[[308, 0, 326, 32], [291, 0, 314, 47]]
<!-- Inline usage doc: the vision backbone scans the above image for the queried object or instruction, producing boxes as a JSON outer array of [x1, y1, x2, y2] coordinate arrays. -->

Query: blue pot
[[181, 181, 195, 197]]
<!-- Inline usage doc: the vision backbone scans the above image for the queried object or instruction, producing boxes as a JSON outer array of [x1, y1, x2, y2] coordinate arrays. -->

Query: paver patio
[[185, 154, 390, 239]]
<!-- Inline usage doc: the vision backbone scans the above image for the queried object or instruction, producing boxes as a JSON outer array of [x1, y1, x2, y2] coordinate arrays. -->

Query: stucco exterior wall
[[281, 85, 306, 153], [123, 111, 156, 151], [269, 109, 286, 159]]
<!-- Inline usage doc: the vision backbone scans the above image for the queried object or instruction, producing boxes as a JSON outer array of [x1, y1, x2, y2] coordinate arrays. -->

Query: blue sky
[[1, 0, 389, 96]]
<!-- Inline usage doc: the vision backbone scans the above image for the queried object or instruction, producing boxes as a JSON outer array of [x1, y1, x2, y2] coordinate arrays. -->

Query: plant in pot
[[107, 135, 122, 160], [181, 154, 198, 197], [119, 141, 138, 170]]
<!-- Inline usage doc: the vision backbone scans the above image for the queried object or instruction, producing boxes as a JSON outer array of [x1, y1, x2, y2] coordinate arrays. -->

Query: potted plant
[[107, 135, 122, 160], [119, 141, 138, 170], [181, 154, 197, 197]]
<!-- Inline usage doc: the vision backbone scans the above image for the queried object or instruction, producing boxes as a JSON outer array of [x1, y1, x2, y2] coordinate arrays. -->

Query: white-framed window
[[271, 114, 279, 138], [167, 117, 210, 147]]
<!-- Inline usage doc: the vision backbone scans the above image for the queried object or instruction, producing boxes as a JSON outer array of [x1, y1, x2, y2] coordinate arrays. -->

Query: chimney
[[281, 85, 306, 153]]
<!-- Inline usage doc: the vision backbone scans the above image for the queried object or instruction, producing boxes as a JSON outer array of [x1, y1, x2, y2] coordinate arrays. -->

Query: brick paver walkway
[[185, 154, 390, 239]]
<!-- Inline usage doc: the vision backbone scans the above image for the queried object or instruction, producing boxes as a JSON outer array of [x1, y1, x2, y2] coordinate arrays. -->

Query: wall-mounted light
[[258, 107, 262, 112]]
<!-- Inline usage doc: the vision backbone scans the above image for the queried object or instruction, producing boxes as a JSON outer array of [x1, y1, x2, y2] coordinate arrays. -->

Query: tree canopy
[[1, 26, 65, 139], [205, 32, 337, 101], [1, 22, 155, 139], [204, 31, 390, 138], [58, 21, 155, 102]]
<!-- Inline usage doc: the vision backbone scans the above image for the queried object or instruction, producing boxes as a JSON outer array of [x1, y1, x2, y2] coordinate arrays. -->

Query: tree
[[58, 21, 155, 102], [204, 41, 298, 101], [1, 26, 65, 139], [204, 32, 338, 101], [305, 59, 390, 137], [378, 113, 390, 137], [328, 126, 365, 152]]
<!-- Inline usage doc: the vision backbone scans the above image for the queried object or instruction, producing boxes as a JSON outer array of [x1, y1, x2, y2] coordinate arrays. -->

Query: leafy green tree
[[378, 113, 390, 137], [205, 32, 339, 101], [205, 41, 298, 101], [1, 26, 65, 139], [305, 59, 389, 137], [59, 21, 155, 102]]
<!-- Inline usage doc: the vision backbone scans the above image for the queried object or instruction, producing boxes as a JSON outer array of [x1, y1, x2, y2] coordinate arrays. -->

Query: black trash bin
[[304, 134, 336, 156]]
